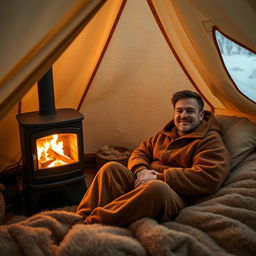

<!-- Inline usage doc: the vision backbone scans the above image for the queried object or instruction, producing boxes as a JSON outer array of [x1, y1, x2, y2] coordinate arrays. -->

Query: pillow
[[215, 115, 256, 170]]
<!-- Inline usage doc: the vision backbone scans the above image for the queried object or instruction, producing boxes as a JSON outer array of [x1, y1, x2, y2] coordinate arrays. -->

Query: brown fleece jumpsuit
[[76, 111, 230, 226], [76, 161, 186, 226]]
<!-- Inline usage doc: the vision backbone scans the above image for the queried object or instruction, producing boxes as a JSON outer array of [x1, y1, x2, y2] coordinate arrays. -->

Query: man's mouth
[[178, 120, 191, 124]]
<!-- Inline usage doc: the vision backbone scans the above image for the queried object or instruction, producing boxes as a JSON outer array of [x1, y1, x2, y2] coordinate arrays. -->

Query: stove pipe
[[37, 67, 56, 115]]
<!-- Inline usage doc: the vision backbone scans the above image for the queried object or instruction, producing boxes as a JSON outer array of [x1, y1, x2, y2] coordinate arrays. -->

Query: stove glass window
[[36, 133, 78, 169]]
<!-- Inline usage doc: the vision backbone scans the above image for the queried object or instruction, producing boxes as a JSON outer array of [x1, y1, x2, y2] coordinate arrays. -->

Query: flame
[[37, 134, 73, 169]]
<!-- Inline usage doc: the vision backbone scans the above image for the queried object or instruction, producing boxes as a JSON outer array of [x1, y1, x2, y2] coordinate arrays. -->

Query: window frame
[[212, 26, 256, 104]]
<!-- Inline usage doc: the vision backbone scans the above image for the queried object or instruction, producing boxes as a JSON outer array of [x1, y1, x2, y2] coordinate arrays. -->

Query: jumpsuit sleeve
[[128, 132, 161, 175]]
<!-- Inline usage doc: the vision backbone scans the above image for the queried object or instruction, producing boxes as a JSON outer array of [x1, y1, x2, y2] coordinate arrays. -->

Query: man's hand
[[136, 169, 156, 178], [134, 169, 159, 188]]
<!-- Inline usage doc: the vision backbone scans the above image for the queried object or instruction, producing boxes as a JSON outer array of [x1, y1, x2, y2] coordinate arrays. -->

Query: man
[[76, 90, 230, 226]]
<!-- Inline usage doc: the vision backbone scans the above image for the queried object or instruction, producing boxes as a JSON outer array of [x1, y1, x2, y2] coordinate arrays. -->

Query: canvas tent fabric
[[0, 0, 106, 119], [0, 0, 255, 171], [149, 0, 256, 116]]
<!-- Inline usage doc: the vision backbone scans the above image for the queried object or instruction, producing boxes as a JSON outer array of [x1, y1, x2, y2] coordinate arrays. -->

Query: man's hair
[[171, 90, 204, 111]]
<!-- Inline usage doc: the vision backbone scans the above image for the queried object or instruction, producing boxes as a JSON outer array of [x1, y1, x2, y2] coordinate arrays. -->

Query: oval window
[[215, 30, 256, 102]]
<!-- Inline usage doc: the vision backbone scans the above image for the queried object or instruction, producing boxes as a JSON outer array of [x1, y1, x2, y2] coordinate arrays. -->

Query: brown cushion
[[215, 115, 256, 170]]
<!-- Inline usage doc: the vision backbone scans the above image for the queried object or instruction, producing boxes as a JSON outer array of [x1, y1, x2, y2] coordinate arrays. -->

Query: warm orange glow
[[36, 133, 78, 169]]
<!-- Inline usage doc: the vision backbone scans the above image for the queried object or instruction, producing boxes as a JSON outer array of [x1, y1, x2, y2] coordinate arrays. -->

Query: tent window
[[215, 30, 256, 102]]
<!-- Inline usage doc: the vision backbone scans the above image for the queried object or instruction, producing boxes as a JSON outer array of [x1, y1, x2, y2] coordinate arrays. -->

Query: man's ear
[[199, 111, 204, 121]]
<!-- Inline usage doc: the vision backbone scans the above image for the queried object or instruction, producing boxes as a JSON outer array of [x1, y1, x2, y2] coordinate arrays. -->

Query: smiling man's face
[[174, 98, 204, 136]]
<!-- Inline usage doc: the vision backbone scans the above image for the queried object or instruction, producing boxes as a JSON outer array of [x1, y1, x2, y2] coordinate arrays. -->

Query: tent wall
[[0, 0, 255, 171], [0, 0, 122, 171], [0, 0, 200, 170], [79, 0, 203, 153], [0, 0, 106, 120], [150, 0, 256, 119], [21, 0, 125, 113], [0, 105, 21, 171]]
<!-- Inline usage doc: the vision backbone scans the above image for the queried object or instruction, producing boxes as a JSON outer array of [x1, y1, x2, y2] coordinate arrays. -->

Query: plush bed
[[0, 115, 256, 256]]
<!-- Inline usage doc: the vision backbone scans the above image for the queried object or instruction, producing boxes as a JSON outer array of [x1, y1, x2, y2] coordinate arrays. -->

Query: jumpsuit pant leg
[[76, 161, 187, 226]]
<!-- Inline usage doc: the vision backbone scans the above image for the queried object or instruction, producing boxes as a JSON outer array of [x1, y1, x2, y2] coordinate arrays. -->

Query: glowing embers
[[36, 133, 78, 169]]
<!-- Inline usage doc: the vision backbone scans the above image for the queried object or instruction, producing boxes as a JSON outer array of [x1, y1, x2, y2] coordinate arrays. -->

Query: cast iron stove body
[[16, 68, 86, 213]]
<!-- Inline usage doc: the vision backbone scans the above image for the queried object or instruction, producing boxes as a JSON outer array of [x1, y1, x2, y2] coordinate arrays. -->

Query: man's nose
[[181, 111, 188, 118]]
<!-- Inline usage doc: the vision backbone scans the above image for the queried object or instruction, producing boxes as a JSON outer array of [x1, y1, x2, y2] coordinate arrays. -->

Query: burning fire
[[37, 134, 76, 169]]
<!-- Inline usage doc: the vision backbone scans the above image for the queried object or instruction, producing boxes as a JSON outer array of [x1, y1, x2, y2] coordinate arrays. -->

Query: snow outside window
[[215, 30, 256, 102]]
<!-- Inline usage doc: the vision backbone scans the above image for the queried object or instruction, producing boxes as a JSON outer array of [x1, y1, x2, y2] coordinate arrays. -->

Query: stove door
[[29, 128, 84, 183]]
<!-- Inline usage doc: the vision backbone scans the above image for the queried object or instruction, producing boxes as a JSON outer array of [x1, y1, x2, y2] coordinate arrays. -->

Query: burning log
[[40, 158, 56, 168], [47, 148, 74, 164]]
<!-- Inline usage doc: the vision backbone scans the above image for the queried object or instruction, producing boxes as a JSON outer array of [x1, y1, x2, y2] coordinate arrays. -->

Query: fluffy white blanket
[[0, 153, 256, 256]]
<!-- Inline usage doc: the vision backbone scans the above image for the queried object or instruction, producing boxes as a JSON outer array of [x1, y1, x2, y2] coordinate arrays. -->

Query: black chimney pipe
[[37, 67, 56, 115]]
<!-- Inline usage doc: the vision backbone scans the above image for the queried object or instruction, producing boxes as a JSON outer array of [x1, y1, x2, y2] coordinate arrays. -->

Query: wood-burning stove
[[16, 68, 86, 214]]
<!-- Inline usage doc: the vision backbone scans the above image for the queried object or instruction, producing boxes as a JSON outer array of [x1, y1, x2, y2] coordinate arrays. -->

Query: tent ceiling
[[149, 0, 256, 118], [1, 0, 255, 119], [0, 0, 255, 171], [0, 0, 106, 120], [189, 0, 256, 52]]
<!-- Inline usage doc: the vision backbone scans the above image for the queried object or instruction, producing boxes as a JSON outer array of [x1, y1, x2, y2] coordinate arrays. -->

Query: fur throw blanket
[[0, 153, 256, 256]]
